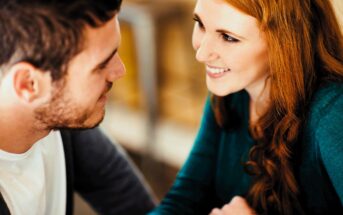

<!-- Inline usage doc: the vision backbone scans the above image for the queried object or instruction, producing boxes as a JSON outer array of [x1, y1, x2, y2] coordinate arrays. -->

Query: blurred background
[[75, 0, 343, 214]]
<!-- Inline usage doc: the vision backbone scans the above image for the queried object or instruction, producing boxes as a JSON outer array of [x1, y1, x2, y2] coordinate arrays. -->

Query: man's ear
[[10, 62, 50, 103]]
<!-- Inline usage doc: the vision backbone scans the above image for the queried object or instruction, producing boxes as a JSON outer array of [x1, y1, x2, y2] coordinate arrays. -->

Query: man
[[0, 0, 155, 214]]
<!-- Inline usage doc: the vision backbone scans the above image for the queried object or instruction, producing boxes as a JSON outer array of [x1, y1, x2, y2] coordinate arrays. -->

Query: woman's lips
[[206, 65, 230, 78]]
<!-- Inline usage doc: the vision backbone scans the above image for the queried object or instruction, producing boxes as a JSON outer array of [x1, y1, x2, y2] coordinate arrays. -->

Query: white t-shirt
[[0, 130, 66, 215]]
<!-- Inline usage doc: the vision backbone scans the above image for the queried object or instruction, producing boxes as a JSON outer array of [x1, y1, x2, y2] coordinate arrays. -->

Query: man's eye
[[99, 64, 108, 70], [222, 34, 240, 43], [98, 62, 110, 70]]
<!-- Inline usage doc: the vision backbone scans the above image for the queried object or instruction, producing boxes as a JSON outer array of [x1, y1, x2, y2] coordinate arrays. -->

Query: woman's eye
[[193, 17, 204, 29], [222, 33, 239, 43]]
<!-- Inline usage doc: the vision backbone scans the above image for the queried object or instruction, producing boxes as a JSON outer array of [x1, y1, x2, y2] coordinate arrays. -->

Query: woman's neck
[[247, 78, 271, 127]]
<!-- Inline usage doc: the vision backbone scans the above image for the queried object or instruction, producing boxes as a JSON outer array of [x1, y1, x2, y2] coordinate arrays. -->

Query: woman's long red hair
[[212, 0, 343, 214]]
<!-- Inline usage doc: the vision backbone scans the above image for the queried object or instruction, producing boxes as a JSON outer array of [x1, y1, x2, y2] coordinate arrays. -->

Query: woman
[[150, 0, 343, 214]]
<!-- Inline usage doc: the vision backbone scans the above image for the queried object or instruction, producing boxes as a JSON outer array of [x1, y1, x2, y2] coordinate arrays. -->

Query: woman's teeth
[[206, 66, 230, 74]]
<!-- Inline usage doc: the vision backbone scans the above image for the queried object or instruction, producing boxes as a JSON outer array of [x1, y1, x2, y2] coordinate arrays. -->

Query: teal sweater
[[150, 83, 343, 214]]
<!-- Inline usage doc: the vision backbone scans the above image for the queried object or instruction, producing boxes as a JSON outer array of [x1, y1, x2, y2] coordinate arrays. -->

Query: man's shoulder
[[59, 127, 110, 150], [59, 127, 104, 138]]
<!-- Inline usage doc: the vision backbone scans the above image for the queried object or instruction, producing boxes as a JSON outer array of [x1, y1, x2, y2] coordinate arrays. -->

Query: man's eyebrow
[[92, 48, 118, 72]]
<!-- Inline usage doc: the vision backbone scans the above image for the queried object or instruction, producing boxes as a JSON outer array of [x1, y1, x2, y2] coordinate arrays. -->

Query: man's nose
[[108, 54, 126, 81]]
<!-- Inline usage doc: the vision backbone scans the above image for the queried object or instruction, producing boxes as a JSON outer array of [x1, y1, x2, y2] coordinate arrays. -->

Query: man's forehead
[[66, 16, 120, 73]]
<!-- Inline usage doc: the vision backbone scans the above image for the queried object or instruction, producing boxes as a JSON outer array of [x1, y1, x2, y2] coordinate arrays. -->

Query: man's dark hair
[[0, 0, 122, 80]]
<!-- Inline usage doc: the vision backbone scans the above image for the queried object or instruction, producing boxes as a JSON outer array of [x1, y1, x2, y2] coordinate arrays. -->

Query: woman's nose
[[195, 36, 218, 63]]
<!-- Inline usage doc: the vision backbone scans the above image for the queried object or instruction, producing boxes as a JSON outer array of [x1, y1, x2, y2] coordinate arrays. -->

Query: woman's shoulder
[[306, 82, 343, 149], [308, 82, 343, 122], [305, 83, 343, 199]]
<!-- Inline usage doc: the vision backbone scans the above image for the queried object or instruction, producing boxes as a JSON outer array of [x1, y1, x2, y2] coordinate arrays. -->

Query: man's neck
[[0, 115, 50, 154]]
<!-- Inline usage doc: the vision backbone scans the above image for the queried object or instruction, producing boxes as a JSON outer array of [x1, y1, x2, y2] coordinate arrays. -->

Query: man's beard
[[34, 81, 105, 130]]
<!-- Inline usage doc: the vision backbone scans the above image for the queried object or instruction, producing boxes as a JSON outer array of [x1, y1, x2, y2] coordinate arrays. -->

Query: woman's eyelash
[[221, 33, 240, 43], [193, 17, 204, 28]]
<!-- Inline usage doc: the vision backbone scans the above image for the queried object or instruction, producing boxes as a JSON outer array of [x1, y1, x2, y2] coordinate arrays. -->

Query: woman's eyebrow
[[194, 13, 246, 40]]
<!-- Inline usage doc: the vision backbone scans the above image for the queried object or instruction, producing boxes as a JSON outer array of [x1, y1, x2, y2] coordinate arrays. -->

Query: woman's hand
[[209, 196, 256, 215]]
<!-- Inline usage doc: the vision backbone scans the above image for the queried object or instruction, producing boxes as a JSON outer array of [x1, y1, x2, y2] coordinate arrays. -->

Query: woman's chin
[[208, 87, 236, 97]]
